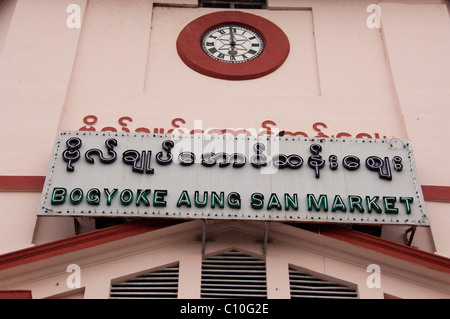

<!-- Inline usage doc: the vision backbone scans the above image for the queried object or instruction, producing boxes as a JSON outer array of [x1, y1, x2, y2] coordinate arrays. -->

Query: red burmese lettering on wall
[[79, 115, 97, 131], [78, 115, 387, 139]]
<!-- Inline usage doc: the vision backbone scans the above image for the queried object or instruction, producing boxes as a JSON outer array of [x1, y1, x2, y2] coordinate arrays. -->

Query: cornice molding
[[0, 219, 449, 275], [303, 224, 450, 274], [0, 220, 174, 271]]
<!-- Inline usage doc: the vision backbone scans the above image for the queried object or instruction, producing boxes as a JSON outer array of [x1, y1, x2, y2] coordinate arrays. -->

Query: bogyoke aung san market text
[[50, 187, 415, 216]]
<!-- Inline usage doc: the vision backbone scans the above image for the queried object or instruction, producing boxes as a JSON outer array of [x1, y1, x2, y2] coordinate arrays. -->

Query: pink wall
[[0, 0, 449, 263]]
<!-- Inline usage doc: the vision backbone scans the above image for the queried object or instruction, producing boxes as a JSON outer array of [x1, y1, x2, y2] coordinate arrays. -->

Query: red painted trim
[[422, 185, 450, 202], [304, 224, 450, 274], [176, 11, 290, 80], [2, 176, 450, 202], [0, 176, 45, 191], [0, 290, 32, 299], [0, 220, 176, 271]]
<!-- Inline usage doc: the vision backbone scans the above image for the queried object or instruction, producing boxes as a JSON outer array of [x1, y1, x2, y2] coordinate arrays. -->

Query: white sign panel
[[38, 131, 429, 226]]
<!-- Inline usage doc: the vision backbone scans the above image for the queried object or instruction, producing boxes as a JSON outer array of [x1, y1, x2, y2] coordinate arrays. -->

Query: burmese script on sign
[[38, 131, 428, 226]]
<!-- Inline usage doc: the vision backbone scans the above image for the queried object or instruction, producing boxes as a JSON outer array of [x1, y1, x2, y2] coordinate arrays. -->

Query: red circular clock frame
[[176, 11, 290, 81]]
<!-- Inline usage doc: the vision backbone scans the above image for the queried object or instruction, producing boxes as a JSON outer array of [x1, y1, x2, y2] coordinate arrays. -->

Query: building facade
[[0, 0, 449, 299]]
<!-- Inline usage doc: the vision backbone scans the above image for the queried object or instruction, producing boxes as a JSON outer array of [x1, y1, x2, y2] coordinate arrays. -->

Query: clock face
[[177, 11, 290, 80], [201, 25, 265, 63]]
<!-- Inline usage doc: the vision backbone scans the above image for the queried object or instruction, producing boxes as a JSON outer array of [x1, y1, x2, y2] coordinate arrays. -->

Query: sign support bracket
[[263, 221, 269, 256], [405, 225, 417, 246], [202, 219, 207, 255]]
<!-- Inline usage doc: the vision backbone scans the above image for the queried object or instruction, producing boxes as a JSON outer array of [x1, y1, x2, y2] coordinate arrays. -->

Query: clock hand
[[228, 26, 238, 57], [229, 26, 236, 46], [228, 47, 238, 57]]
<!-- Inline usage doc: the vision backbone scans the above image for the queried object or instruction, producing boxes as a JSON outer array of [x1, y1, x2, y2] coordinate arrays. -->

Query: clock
[[177, 11, 290, 80], [201, 24, 265, 63]]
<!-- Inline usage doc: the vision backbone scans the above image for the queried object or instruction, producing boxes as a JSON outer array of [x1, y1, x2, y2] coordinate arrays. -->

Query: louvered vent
[[201, 250, 267, 298], [110, 264, 179, 299], [289, 267, 358, 299]]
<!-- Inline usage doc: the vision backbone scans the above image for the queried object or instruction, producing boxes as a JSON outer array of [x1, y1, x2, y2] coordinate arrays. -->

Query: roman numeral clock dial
[[177, 11, 290, 80], [201, 25, 265, 63]]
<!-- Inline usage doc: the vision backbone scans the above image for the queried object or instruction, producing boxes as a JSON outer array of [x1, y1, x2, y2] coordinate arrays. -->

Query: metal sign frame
[[38, 131, 429, 226]]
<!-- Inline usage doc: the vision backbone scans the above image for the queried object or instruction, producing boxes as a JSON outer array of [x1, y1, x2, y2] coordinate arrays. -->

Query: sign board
[[38, 131, 429, 226]]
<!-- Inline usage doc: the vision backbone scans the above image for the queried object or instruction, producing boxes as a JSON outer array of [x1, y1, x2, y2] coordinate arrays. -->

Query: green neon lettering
[[383, 196, 398, 214], [70, 188, 83, 205], [153, 190, 167, 207], [366, 196, 382, 213], [399, 197, 414, 215], [104, 188, 118, 206], [211, 191, 224, 209], [86, 188, 100, 205], [250, 193, 264, 210], [227, 192, 241, 209], [120, 189, 133, 206], [349, 195, 364, 213], [194, 191, 208, 208], [307, 194, 328, 212], [331, 195, 347, 212], [177, 190, 191, 207], [51, 188, 67, 205], [267, 193, 282, 210], [136, 189, 151, 206], [284, 194, 298, 211]]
